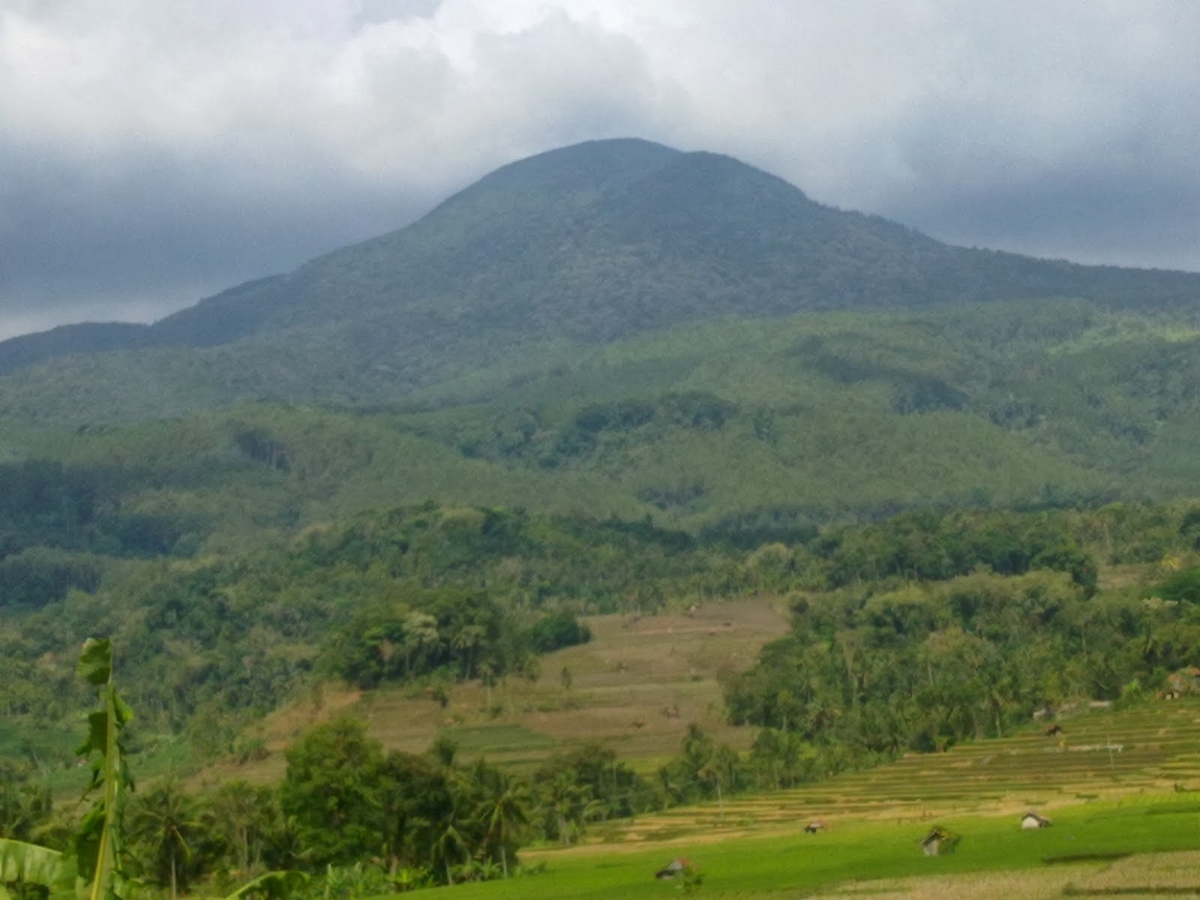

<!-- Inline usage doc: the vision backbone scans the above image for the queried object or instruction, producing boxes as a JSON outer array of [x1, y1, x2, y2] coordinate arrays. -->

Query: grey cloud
[[885, 171, 1200, 272], [0, 0, 1197, 339], [0, 142, 441, 336]]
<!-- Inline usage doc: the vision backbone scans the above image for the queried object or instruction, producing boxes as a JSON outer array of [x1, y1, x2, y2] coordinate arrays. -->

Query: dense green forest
[[7, 301, 1200, 542], [4, 491, 1198, 759]]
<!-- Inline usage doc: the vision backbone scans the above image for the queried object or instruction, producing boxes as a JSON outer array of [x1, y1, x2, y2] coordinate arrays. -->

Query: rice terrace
[[401, 687, 1200, 900]]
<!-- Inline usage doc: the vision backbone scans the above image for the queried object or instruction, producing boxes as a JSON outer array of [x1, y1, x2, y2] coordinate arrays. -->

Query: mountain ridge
[[1, 137, 1198, 410]]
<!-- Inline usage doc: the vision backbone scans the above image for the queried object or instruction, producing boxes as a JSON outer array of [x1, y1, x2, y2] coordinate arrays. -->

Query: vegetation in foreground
[[9, 471, 1200, 897], [11, 622, 1200, 899], [11, 648, 1200, 900]]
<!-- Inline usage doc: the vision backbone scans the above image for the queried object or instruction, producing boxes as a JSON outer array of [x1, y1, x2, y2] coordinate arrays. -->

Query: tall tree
[[207, 781, 279, 874], [128, 780, 203, 900], [279, 718, 387, 867], [475, 773, 530, 877], [431, 816, 468, 886]]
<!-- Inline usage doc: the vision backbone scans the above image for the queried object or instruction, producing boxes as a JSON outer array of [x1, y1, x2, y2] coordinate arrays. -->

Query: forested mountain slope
[[4, 302, 1200, 544]]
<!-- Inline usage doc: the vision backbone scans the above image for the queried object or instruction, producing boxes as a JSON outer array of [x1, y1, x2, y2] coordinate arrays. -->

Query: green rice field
[[433, 701, 1200, 898], [445, 796, 1200, 899]]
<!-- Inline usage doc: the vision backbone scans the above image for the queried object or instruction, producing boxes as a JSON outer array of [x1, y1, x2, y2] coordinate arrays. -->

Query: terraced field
[[189, 598, 789, 789], [595, 699, 1200, 844], [364, 598, 789, 767]]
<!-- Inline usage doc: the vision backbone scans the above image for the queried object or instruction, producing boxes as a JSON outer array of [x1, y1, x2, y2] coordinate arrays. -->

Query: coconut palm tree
[[476, 774, 530, 877], [540, 773, 587, 846], [128, 780, 204, 900], [431, 818, 468, 886], [451, 624, 487, 680], [402, 611, 439, 677]]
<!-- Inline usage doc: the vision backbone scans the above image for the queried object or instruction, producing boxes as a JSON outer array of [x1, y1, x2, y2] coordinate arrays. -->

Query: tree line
[[5, 499, 1200, 773], [724, 561, 1200, 762]]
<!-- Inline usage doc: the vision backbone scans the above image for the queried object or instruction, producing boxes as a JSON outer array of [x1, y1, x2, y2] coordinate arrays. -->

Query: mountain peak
[[1, 139, 1198, 404]]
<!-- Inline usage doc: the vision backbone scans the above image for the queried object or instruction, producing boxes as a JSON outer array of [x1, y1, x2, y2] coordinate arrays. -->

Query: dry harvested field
[[365, 596, 790, 767], [190, 597, 789, 788]]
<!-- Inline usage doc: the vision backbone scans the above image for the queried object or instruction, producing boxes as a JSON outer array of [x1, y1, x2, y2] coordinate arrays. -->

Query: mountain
[[2, 138, 1200, 535], [1, 138, 1197, 408], [10, 138, 1200, 809]]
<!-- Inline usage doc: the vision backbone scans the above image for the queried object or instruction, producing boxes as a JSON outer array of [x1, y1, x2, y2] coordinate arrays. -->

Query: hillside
[[6, 301, 1200, 543], [4, 496, 1199, 769], [2, 140, 1199, 531], [184, 598, 789, 791]]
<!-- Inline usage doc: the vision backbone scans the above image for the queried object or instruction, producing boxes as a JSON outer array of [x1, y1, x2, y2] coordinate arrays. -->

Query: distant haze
[[1, 1, 1197, 339]]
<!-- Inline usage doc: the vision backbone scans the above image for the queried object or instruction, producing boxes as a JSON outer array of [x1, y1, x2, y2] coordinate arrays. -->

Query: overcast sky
[[1, 1, 1197, 340]]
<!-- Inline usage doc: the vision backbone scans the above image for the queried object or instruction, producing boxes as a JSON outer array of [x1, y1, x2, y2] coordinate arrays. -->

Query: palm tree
[[431, 817, 468, 886], [541, 773, 585, 846], [402, 612, 439, 677], [452, 624, 487, 680], [128, 780, 203, 900], [476, 774, 530, 877], [208, 781, 278, 874]]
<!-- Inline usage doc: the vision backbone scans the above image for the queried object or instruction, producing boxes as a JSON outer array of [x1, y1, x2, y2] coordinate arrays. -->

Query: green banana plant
[[0, 640, 305, 900], [75, 638, 134, 900], [0, 838, 67, 900]]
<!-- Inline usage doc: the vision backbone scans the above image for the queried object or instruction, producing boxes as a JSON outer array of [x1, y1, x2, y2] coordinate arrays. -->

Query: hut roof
[[920, 827, 946, 846], [654, 858, 691, 879]]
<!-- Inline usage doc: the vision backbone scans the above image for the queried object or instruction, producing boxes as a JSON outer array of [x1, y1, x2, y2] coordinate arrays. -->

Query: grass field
[[437, 796, 1200, 899]]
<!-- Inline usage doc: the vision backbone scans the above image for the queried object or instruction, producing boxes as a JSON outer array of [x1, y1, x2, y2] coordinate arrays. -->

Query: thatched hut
[[655, 857, 691, 880], [919, 826, 959, 856], [1020, 811, 1052, 829]]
